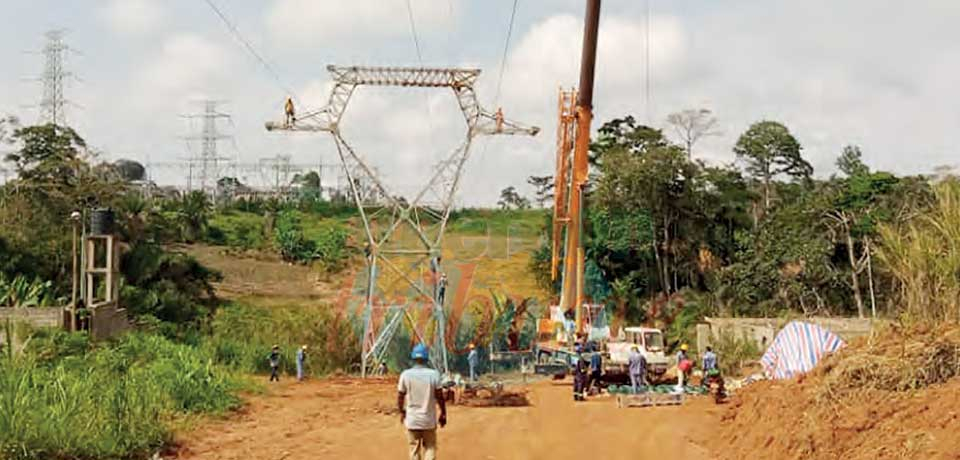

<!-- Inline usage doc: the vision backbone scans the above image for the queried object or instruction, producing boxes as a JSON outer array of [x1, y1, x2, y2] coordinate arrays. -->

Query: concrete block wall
[[696, 316, 880, 355]]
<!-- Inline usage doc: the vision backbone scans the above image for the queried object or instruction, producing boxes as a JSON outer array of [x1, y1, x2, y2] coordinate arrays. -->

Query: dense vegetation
[[529, 115, 955, 332]]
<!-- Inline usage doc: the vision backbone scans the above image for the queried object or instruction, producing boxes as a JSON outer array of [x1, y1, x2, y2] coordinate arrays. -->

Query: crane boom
[[556, 0, 602, 336]]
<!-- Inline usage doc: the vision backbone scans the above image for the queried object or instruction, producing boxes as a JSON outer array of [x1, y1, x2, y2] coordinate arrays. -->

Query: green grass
[[205, 302, 360, 377], [446, 208, 547, 238], [1, 331, 246, 460]]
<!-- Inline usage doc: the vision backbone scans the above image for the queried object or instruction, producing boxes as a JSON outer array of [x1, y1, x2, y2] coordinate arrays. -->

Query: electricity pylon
[[266, 65, 539, 377]]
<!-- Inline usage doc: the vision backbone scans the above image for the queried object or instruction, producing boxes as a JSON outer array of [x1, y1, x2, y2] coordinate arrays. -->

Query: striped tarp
[[760, 321, 845, 380]]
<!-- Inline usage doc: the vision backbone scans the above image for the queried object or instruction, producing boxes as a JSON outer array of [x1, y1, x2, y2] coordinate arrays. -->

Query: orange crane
[[552, 0, 602, 336]]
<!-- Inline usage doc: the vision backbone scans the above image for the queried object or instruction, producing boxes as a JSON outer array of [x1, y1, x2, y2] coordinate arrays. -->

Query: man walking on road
[[268, 345, 281, 382], [628, 345, 647, 393], [398, 343, 447, 460], [296, 345, 308, 381], [467, 343, 479, 382]]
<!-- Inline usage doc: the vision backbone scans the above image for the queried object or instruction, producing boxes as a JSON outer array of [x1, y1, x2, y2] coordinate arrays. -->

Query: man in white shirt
[[397, 343, 447, 460]]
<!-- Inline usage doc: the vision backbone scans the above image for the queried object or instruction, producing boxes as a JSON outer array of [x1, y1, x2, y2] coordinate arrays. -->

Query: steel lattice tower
[[183, 101, 232, 196], [38, 30, 73, 127], [265, 65, 539, 377]]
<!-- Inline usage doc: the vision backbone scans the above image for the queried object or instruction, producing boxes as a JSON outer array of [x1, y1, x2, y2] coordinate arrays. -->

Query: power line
[[202, 0, 299, 102], [404, 0, 425, 64], [494, 0, 521, 105]]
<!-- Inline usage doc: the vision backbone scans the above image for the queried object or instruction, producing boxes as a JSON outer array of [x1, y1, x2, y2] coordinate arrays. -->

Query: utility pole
[[34, 29, 76, 127], [559, 0, 601, 335], [183, 101, 232, 197]]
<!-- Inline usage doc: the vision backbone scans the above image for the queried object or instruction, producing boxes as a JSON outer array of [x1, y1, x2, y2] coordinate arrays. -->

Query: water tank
[[89, 208, 115, 235]]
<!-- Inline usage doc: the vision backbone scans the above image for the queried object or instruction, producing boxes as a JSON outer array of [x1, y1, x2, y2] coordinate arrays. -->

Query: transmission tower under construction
[[35, 30, 75, 127], [182, 100, 232, 196]]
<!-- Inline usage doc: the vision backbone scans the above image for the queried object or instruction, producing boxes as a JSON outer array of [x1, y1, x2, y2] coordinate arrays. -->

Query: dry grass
[[877, 180, 960, 323], [815, 323, 960, 403]]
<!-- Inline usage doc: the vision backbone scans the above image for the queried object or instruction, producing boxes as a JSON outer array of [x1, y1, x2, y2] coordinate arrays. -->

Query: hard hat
[[468, 343, 475, 349], [301, 345, 307, 350], [411, 343, 429, 361], [272, 344, 279, 349], [680, 343, 689, 351]]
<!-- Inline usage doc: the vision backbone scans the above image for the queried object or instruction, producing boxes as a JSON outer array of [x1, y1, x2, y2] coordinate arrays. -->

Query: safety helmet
[[468, 343, 475, 349], [680, 343, 689, 351], [411, 343, 429, 360]]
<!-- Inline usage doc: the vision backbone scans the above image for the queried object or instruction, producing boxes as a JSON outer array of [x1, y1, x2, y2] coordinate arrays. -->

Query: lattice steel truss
[[266, 65, 539, 376]]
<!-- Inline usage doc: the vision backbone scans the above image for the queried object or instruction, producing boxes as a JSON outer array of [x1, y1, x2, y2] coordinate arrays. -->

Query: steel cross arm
[[327, 65, 481, 89], [472, 110, 542, 137]]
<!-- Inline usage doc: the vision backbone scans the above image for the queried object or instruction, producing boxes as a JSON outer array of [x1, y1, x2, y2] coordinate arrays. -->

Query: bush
[[0, 332, 243, 460], [205, 303, 360, 377], [712, 329, 763, 376], [120, 243, 222, 326], [273, 210, 315, 263]]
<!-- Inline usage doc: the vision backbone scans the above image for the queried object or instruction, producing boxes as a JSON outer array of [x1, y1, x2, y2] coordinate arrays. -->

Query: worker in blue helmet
[[397, 343, 447, 460]]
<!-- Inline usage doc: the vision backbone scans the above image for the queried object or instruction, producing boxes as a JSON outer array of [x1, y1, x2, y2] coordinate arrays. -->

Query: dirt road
[[174, 377, 720, 460]]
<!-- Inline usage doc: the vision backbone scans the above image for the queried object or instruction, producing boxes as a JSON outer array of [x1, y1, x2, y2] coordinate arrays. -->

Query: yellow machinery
[[551, 0, 601, 337]]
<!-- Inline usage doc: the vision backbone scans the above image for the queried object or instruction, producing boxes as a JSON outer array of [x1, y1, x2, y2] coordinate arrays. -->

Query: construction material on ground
[[459, 382, 530, 407], [760, 320, 845, 379], [616, 392, 683, 408]]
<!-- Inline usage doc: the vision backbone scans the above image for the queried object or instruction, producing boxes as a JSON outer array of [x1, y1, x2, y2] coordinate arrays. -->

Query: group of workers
[[266, 344, 310, 382], [571, 340, 722, 401]]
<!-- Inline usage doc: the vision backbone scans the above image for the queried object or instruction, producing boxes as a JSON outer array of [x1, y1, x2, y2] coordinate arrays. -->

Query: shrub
[[206, 302, 360, 377], [0, 332, 243, 460]]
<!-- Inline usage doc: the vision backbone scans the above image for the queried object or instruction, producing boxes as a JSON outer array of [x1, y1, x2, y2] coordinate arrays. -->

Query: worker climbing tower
[[266, 65, 539, 376]]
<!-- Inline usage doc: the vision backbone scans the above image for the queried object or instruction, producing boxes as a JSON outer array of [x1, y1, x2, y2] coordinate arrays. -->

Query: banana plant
[[0, 274, 54, 307]]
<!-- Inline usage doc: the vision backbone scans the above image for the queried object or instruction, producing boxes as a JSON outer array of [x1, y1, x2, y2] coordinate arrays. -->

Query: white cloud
[[266, 0, 458, 45], [500, 14, 685, 123], [134, 34, 232, 103], [100, 0, 166, 36]]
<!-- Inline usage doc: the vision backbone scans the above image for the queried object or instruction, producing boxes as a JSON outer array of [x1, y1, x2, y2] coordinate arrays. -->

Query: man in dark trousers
[[587, 347, 603, 394], [572, 342, 587, 401], [268, 345, 281, 382]]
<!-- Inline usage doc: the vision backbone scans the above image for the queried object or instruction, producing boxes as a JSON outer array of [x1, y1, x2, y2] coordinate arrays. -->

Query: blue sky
[[1, 1, 958, 205]]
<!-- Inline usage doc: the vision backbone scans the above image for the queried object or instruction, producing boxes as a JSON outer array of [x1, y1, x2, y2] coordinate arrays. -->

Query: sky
[[0, 0, 958, 206]]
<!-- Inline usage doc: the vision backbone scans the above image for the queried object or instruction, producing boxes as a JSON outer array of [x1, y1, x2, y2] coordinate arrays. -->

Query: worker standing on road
[[467, 343, 479, 382], [701, 346, 718, 386], [628, 345, 647, 393], [296, 345, 308, 382], [572, 342, 587, 401], [268, 345, 281, 382], [676, 343, 691, 388], [398, 343, 447, 460]]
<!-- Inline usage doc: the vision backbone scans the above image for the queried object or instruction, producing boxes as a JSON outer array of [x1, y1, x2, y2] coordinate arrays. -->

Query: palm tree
[[178, 191, 211, 242]]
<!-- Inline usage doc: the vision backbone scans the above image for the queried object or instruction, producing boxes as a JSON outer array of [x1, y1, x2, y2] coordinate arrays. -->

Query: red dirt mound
[[716, 324, 960, 460]]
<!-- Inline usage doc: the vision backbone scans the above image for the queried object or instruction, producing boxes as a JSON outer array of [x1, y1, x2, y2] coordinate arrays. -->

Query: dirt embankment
[[716, 324, 960, 460]]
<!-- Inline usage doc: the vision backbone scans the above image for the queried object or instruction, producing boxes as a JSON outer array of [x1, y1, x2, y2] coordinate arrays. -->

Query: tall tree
[[666, 108, 720, 159], [497, 186, 529, 210], [526, 175, 554, 208], [823, 146, 899, 317], [733, 121, 812, 215]]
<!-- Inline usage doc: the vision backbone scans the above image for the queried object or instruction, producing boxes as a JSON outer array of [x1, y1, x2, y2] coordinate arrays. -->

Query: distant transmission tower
[[183, 101, 232, 196], [37, 30, 75, 126]]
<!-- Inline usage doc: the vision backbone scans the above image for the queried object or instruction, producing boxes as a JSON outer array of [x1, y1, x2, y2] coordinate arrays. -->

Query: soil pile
[[717, 324, 960, 460]]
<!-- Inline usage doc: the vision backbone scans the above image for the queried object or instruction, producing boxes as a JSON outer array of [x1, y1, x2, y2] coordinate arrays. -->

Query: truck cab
[[606, 327, 670, 381]]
